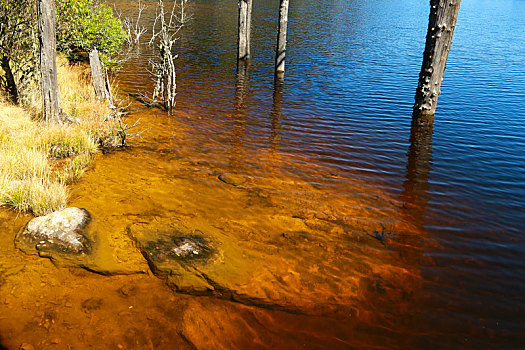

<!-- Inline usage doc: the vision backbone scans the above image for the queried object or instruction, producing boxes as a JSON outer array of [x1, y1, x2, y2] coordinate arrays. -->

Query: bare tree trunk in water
[[275, 0, 289, 79], [1, 56, 19, 104], [413, 0, 461, 121], [237, 0, 252, 60], [37, 0, 66, 123]]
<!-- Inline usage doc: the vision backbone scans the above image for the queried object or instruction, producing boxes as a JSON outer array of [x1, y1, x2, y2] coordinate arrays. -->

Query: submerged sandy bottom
[[0, 108, 428, 349]]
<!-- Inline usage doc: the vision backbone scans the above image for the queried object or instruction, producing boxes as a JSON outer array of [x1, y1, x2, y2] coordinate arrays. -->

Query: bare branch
[[145, 0, 180, 112]]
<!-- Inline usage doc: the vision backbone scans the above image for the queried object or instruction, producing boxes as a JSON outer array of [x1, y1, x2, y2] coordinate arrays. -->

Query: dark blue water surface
[[116, 0, 525, 347]]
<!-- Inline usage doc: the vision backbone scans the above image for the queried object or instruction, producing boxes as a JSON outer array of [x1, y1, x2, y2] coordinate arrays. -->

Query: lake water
[[0, 0, 524, 348]]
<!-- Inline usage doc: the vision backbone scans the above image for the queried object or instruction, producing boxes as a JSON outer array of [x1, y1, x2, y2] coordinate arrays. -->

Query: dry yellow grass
[[0, 57, 121, 216]]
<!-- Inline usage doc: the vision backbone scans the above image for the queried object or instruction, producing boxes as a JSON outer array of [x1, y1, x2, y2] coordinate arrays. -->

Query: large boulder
[[16, 207, 91, 256]]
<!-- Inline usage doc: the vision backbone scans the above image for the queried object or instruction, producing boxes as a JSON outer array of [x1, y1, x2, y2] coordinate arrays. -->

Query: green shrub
[[57, 0, 128, 66]]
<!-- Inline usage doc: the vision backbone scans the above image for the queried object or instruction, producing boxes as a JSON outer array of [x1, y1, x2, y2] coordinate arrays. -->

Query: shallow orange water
[[0, 101, 431, 349]]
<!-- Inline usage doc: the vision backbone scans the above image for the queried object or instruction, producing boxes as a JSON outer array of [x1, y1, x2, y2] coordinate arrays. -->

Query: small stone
[[19, 343, 34, 350]]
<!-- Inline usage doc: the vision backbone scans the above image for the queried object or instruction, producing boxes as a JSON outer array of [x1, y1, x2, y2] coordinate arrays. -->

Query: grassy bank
[[0, 57, 121, 216]]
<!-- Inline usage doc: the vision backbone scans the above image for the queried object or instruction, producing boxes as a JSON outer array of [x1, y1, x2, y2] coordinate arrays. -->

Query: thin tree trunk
[[37, 0, 66, 123], [1, 56, 19, 104], [275, 0, 289, 79], [413, 0, 461, 120], [237, 0, 252, 60], [167, 53, 177, 110]]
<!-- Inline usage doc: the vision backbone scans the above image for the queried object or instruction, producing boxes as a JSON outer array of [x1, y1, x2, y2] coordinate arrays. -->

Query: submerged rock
[[15, 207, 148, 275], [16, 207, 91, 255], [128, 225, 219, 293]]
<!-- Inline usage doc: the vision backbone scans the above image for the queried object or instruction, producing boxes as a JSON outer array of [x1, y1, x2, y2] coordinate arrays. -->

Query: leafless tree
[[147, 0, 181, 112], [176, 0, 193, 27], [120, 0, 147, 47]]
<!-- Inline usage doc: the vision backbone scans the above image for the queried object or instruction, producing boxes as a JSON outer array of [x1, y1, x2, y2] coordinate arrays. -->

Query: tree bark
[[413, 0, 461, 120], [1, 56, 19, 104], [89, 49, 108, 102], [37, 0, 66, 123], [275, 0, 290, 79], [237, 0, 252, 60]]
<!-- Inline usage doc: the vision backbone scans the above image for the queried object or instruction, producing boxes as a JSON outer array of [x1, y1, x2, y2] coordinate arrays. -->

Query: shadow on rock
[[144, 235, 215, 264], [128, 224, 221, 294]]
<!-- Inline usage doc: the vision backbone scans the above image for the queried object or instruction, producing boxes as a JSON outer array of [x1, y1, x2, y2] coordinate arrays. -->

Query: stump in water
[[275, 0, 290, 79], [89, 49, 113, 107], [237, 0, 252, 60], [37, 0, 66, 123], [413, 0, 461, 120]]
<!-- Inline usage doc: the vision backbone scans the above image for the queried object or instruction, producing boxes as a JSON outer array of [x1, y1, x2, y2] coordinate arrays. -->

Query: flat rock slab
[[128, 217, 419, 318], [128, 224, 221, 294], [16, 207, 91, 256]]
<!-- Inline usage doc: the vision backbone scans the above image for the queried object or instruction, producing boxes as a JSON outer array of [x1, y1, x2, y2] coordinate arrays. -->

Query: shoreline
[[0, 57, 122, 216]]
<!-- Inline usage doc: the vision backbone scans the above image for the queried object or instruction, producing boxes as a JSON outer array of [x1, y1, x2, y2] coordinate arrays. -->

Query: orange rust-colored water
[[0, 104, 426, 349]]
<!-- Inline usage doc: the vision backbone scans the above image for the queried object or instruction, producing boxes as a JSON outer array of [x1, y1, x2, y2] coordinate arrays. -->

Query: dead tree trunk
[[1, 56, 19, 104], [413, 0, 461, 120], [89, 48, 115, 108], [275, 0, 290, 79], [89, 49, 107, 101], [37, 0, 66, 123], [237, 0, 252, 60]]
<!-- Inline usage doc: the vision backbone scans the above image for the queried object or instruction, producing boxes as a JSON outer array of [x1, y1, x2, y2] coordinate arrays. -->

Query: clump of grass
[[57, 152, 94, 184], [0, 56, 122, 216], [0, 175, 68, 216]]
